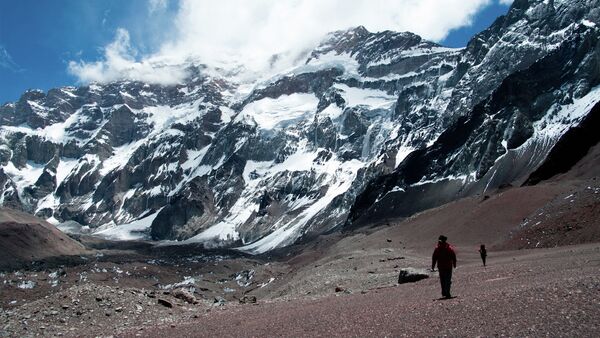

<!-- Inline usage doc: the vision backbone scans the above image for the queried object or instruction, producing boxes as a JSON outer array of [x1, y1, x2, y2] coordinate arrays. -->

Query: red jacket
[[432, 243, 457, 270]]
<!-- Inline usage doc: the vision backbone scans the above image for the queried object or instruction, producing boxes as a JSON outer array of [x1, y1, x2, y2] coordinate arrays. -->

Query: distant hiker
[[431, 235, 457, 299], [479, 244, 487, 267]]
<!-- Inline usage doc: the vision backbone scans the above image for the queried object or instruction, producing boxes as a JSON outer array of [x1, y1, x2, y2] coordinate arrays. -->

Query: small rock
[[115, 307, 123, 312], [95, 297, 103, 302], [335, 286, 345, 293], [239, 295, 257, 304], [158, 299, 173, 308], [173, 289, 197, 304], [61, 305, 69, 310], [213, 297, 226, 307]]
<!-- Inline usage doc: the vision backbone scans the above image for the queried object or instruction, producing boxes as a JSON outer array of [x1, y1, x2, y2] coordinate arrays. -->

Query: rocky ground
[[3, 241, 597, 337], [0, 247, 287, 337], [130, 243, 600, 338], [0, 177, 599, 337]]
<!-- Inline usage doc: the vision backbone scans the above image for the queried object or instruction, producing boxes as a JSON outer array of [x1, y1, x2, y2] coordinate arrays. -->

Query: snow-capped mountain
[[1, 0, 599, 253]]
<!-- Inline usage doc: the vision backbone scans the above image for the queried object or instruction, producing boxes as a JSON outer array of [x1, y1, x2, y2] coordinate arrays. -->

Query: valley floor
[[1, 242, 599, 337], [128, 243, 600, 338]]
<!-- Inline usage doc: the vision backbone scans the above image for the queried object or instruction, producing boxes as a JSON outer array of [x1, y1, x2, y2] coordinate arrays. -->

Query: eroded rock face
[[150, 177, 217, 240], [97, 105, 150, 147], [0, 0, 598, 253]]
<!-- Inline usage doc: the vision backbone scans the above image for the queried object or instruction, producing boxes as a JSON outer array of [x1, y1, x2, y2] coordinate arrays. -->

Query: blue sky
[[0, 0, 178, 104], [0, 0, 511, 104]]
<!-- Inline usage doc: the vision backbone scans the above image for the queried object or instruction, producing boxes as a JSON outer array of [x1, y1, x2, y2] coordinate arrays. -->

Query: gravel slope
[[0, 208, 89, 269], [129, 243, 600, 338]]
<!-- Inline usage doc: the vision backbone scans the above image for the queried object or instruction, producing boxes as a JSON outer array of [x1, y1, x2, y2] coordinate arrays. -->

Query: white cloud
[[498, 0, 513, 5], [69, 0, 494, 84], [68, 29, 186, 84], [149, 0, 168, 14], [0, 46, 21, 72]]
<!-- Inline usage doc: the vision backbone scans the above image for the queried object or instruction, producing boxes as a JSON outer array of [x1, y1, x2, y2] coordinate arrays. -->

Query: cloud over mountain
[[69, 0, 495, 84]]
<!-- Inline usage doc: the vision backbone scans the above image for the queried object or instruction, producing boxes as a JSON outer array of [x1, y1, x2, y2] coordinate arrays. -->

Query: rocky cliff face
[[1, 0, 599, 253]]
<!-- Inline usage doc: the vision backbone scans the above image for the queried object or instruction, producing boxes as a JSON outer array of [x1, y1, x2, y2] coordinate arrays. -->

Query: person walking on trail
[[431, 235, 457, 299], [479, 244, 487, 267]]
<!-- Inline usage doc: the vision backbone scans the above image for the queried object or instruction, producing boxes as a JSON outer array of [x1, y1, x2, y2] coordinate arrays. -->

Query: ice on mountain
[[182, 146, 210, 171], [299, 51, 360, 78], [239, 158, 363, 254], [58, 88, 77, 98], [2, 161, 44, 197], [54, 157, 79, 186], [319, 104, 344, 120], [35, 194, 58, 214], [88, 84, 102, 91], [142, 101, 202, 136], [333, 84, 395, 109], [119, 91, 135, 99], [237, 93, 319, 130], [99, 141, 144, 176], [93, 210, 160, 240], [219, 106, 234, 123], [582, 19, 596, 28], [533, 85, 600, 139], [395, 146, 415, 168]]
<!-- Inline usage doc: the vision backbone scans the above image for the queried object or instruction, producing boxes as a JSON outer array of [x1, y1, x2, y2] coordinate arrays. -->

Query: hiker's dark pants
[[439, 268, 452, 297], [481, 255, 486, 266]]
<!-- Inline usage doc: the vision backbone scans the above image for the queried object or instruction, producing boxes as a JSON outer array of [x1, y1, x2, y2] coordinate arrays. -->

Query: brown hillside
[[0, 208, 89, 269]]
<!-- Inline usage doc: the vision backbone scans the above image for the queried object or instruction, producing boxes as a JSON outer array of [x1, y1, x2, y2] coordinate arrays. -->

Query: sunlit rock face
[[0, 0, 599, 253]]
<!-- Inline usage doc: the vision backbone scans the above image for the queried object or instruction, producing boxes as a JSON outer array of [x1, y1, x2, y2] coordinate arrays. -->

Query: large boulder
[[397, 268, 430, 284]]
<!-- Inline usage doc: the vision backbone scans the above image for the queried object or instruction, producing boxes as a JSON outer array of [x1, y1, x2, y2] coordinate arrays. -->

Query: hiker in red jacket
[[431, 235, 457, 299]]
